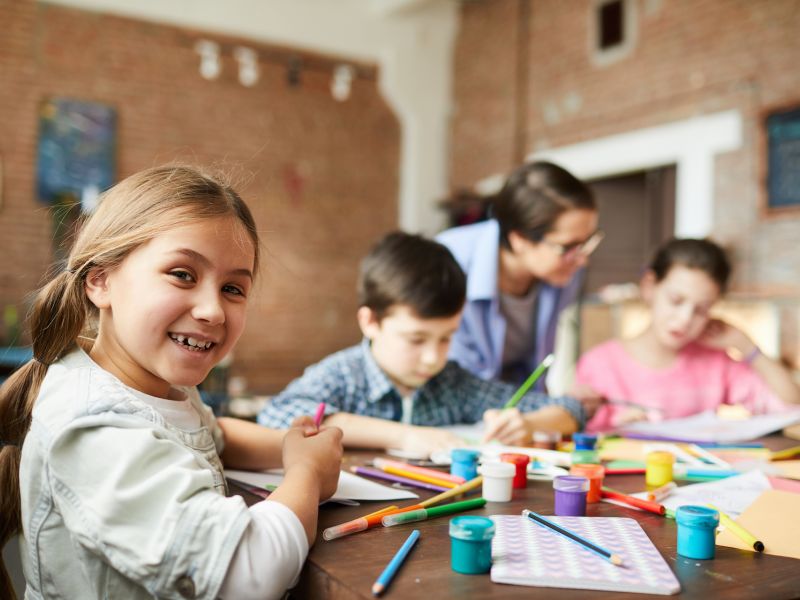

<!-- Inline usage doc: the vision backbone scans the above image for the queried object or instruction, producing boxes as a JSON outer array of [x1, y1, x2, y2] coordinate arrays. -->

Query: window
[[591, 0, 636, 66]]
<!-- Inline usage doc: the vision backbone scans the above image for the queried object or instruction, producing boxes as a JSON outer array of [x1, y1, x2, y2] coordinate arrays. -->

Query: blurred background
[[2, 0, 799, 401]]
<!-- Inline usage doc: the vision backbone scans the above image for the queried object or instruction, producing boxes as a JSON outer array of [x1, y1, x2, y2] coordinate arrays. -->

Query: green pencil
[[381, 498, 487, 527], [504, 353, 555, 409]]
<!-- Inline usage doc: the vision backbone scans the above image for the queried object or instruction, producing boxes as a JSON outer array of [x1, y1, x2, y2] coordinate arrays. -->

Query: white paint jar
[[477, 461, 515, 502]]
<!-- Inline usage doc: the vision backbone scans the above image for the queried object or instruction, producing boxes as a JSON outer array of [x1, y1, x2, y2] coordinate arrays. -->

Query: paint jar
[[451, 448, 481, 481], [477, 461, 515, 502], [569, 463, 605, 503], [570, 433, 599, 464], [532, 430, 562, 450], [676, 506, 719, 559], [449, 515, 496, 574], [553, 475, 589, 516], [500, 453, 530, 489], [646, 451, 675, 488]]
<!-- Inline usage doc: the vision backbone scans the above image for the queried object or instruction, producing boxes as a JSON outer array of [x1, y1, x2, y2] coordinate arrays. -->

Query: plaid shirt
[[257, 340, 585, 429]]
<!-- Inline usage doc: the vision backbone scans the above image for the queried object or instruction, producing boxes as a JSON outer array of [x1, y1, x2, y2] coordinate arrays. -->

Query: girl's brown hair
[[0, 165, 259, 598]]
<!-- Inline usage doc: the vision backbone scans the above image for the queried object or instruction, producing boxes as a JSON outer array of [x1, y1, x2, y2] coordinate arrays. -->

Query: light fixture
[[233, 46, 259, 87], [194, 40, 221, 80], [330, 64, 355, 102]]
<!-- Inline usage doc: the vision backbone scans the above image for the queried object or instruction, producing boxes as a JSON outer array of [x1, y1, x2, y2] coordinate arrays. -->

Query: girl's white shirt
[[18, 348, 307, 600]]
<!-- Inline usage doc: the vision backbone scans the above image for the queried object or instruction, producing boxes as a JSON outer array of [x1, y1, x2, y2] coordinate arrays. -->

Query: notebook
[[490, 515, 680, 595]]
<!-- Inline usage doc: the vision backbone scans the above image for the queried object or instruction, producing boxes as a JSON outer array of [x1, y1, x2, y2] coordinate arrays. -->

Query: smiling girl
[[0, 166, 343, 600], [574, 238, 800, 432]]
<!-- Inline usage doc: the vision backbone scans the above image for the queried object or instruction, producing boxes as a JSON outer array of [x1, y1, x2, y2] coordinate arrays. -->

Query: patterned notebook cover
[[490, 515, 680, 595]]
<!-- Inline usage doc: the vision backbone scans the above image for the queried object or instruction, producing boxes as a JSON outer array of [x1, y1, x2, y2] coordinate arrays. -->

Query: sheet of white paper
[[617, 470, 772, 518], [621, 410, 800, 443], [225, 469, 418, 503]]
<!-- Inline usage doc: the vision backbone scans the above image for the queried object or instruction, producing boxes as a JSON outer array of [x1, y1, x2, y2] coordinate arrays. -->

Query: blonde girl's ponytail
[[0, 267, 90, 599]]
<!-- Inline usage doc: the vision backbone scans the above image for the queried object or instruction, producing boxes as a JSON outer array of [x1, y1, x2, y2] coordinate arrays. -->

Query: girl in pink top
[[575, 239, 800, 432]]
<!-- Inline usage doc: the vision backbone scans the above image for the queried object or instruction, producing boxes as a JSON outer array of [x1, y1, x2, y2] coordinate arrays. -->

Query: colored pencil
[[382, 498, 487, 527], [372, 529, 420, 596], [504, 354, 554, 409], [351, 465, 450, 492], [419, 475, 484, 508], [707, 504, 764, 552], [323, 504, 424, 541], [376, 464, 458, 489], [523, 509, 623, 566], [771, 445, 800, 461], [647, 481, 677, 502], [313, 402, 326, 428], [373, 457, 466, 484], [362, 505, 400, 519], [673, 465, 739, 479], [604, 467, 646, 475], [601, 487, 666, 515]]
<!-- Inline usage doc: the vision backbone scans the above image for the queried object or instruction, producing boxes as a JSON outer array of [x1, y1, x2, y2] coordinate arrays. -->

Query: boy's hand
[[281, 425, 343, 502], [398, 426, 464, 458], [482, 408, 528, 446], [569, 383, 605, 419], [290, 415, 319, 436]]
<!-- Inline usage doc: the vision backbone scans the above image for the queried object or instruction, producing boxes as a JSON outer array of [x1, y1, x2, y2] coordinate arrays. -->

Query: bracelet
[[743, 347, 761, 365]]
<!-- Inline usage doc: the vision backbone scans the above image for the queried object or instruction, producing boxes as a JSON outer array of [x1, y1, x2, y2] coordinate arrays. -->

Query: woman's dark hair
[[359, 232, 466, 321], [650, 238, 732, 292], [492, 161, 595, 249]]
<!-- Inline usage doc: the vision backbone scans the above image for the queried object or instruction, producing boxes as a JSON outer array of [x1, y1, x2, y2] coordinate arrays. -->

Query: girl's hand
[[482, 408, 528, 446], [610, 406, 649, 428], [281, 425, 343, 502], [290, 415, 319, 436], [398, 426, 464, 458], [697, 318, 754, 354], [569, 383, 605, 419]]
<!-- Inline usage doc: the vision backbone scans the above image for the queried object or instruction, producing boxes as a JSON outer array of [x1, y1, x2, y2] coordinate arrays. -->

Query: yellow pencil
[[707, 503, 764, 552], [378, 464, 458, 489], [362, 505, 399, 519], [420, 475, 483, 508], [770, 445, 800, 461]]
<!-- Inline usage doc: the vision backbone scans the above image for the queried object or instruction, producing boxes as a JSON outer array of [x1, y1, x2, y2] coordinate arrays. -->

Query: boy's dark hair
[[650, 238, 732, 292], [359, 231, 466, 320], [492, 161, 595, 249]]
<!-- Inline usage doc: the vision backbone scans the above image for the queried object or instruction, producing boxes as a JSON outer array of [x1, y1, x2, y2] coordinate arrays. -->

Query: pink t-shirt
[[576, 340, 787, 432]]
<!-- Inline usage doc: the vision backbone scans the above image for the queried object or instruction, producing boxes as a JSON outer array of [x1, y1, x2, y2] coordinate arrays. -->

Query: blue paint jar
[[449, 515, 495, 574], [450, 448, 480, 481], [553, 475, 589, 516], [571, 433, 600, 464], [676, 505, 719, 559]]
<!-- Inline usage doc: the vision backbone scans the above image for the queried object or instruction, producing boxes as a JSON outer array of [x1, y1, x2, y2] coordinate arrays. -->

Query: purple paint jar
[[553, 475, 589, 516]]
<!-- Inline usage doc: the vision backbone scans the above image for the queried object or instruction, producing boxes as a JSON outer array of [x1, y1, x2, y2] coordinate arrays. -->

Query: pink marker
[[313, 402, 326, 428]]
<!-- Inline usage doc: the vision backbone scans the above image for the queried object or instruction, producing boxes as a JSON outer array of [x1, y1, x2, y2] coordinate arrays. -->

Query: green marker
[[504, 353, 555, 409], [381, 497, 487, 527]]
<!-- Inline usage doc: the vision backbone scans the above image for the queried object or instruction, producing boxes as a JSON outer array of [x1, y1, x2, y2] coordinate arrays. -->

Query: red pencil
[[604, 468, 646, 475], [601, 487, 665, 515]]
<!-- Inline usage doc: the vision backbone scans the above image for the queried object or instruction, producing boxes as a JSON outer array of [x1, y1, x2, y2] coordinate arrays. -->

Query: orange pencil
[[376, 464, 458, 489], [373, 457, 466, 484]]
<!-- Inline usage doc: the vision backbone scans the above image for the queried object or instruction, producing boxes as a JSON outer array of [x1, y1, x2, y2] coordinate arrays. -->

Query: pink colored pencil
[[313, 402, 326, 428], [373, 457, 466, 484]]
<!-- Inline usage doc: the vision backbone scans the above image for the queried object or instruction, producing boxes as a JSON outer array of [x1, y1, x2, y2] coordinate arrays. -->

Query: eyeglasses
[[540, 230, 605, 259]]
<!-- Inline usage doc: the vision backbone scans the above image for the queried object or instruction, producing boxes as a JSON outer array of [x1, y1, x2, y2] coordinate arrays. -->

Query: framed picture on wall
[[763, 104, 800, 214], [36, 97, 116, 210]]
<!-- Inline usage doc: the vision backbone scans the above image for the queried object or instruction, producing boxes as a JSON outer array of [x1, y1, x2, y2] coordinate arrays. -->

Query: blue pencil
[[372, 529, 420, 596], [523, 510, 623, 566]]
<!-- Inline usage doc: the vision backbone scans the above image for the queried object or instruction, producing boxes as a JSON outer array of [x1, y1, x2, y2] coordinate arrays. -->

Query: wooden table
[[232, 436, 800, 599]]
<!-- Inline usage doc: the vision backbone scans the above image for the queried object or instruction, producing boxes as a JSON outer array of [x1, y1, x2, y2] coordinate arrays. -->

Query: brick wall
[[450, 0, 800, 292], [0, 0, 400, 392]]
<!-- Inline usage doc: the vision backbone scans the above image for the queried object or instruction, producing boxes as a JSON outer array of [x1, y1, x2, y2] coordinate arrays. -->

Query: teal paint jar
[[450, 448, 480, 481], [449, 516, 495, 574], [676, 506, 719, 559]]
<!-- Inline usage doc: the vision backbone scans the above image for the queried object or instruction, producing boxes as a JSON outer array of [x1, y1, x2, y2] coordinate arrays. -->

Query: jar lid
[[553, 475, 590, 492], [572, 433, 598, 450], [646, 451, 676, 465], [449, 515, 496, 541], [451, 448, 481, 463], [478, 461, 515, 478], [570, 463, 605, 478], [532, 430, 562, 442], [676, 505, 719, 527], [500, 453, 530, 465]]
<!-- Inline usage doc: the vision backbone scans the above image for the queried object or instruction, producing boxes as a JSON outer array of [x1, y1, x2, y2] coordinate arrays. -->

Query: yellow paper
[[716, 490, 800, 559], [772, 460, 800, 480]]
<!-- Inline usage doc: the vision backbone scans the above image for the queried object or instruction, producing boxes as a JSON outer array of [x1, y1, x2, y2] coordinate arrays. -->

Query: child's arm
[[217, 417, 286, 470], [323, 412, 464, 457], [700, 319, 800, 405], [482, 405, 578, 445]]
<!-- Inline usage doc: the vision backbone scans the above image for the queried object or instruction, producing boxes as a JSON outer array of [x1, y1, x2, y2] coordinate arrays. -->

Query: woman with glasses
[[437, 161, 602, 391]]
